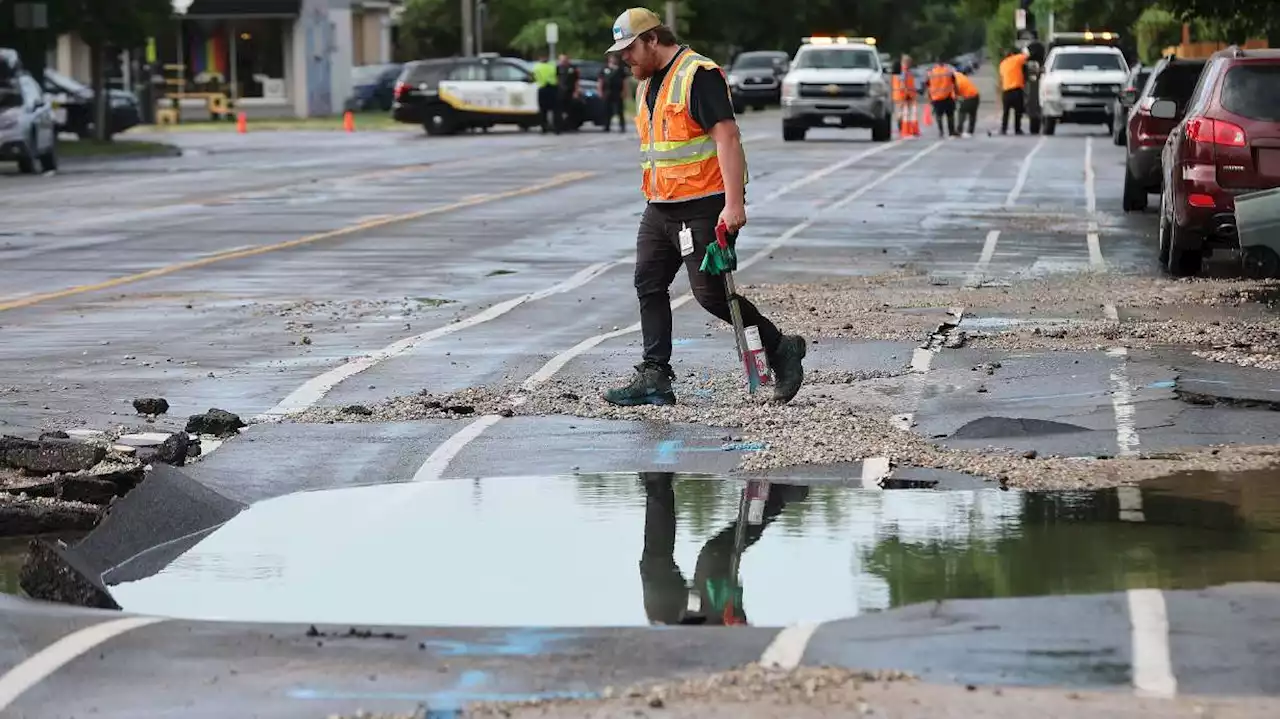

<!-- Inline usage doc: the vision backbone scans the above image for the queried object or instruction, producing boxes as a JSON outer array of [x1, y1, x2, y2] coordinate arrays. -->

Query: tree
[[1155, 0, 1279, 45], [47, 0, 173, 141], [1135, 8, 1183, 63]]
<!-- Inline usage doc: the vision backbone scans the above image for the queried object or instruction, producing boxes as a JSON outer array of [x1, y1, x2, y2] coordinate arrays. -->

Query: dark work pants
[[1002, 88, 1025, 134], [537, 86, 557, 133], [635, 200, 783, 368], [958, 96, 979, 134], [605, 93, 625, 131], [932, 97, 957, 137]]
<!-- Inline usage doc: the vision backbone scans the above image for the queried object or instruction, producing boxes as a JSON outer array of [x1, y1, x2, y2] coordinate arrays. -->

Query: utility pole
[[461, 0, 474, 56], [665, 1, 675, 29], [475, 0, 485, 54]]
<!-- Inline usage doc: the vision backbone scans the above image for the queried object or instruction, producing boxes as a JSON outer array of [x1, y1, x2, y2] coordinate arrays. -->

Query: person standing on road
[[555, 54, 580, 133], [892, 54, 920, 138], [600, 7, 807, 407], [599, 53, 628, 132], [926, 57, 958, 138], [999, 46, 1029, 135], [533, 54, 558, 133], [954, 70, 980, 137]]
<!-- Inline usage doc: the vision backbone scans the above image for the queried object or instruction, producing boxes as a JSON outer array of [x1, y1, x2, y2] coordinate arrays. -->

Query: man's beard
[[629, 63, 652, 80]]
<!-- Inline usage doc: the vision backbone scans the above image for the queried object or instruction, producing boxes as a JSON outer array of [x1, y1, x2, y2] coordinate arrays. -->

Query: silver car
[[0, 50, 57, 174]]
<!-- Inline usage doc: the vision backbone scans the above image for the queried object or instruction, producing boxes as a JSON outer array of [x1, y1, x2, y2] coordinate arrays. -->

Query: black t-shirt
[[557, 64, 579, 94], [643, 48, 736, 213], [601, 64, 627, 96]]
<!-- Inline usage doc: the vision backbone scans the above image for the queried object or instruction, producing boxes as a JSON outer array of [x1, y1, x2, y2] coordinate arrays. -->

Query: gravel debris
[[292, 386, 513, 424]]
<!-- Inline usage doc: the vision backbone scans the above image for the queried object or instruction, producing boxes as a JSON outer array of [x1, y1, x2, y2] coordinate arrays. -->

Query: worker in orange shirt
[[954, 70, 980, 138], [926, 56, 957, 139], [999, 46, 1030, 135], [891, 54, 920, 138]]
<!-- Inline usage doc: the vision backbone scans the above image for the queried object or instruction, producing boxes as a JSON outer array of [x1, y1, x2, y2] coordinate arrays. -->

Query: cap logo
[[613, 24, 624, 40]]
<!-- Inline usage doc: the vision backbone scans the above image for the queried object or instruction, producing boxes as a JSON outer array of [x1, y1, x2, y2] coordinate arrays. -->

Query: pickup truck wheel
[[782, 125, 805, 142], [1028, 116, 1041, 134], [871, 115, 891, 142], [1042, 118, 1057, 135]]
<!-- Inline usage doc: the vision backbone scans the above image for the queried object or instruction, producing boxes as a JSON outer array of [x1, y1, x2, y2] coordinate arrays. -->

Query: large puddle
[[95, 468, 1280, 627]]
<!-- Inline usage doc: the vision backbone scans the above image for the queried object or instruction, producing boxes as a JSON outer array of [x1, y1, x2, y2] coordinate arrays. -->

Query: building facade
[[53, 0, 401, 118]]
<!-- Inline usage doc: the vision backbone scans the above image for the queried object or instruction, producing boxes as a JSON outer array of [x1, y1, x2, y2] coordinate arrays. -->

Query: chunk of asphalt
[[60, 476, 122, 505], [184, 409, 245, 438], [19, 539, 120, 610], [132, 397, 170, 416], [0, 436, 106, 475], [949, 417, 1091, 440], [0, 496, 100, 537], [1175, 389, 1280, 411]]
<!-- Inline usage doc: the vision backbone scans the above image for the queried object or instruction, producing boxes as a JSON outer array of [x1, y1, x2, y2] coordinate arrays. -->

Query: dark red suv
[[1123, 57, 1205, 212], [1158, 47, 1280, 276]]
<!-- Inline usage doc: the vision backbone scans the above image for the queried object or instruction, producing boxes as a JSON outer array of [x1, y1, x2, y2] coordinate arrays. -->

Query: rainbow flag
[[191, 34, 227, 77]]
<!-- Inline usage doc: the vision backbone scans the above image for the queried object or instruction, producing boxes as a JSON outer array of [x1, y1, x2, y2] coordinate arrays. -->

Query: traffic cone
[[236, 112, 247, 133], [923, 104, 932, 126], [343, 111, 355, 132]]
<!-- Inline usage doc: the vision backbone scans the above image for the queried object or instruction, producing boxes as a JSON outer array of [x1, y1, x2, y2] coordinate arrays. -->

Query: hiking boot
[[769, 335, 807, 404], [603, 362, 677, 406]]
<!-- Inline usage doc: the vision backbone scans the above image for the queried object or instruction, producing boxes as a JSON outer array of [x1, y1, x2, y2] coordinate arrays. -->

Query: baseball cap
[[608, 8, 662, 53]]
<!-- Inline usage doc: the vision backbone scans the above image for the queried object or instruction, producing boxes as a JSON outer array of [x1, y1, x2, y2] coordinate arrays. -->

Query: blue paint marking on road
[[1147, 380, 1176, 389], [288, 668, 595, 716], [721, 441, 767, 451], [655, 439, 682, 464]]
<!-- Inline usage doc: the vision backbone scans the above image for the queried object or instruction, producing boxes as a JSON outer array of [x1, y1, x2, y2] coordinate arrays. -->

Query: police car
[[1038, 32, 1129, 135], [780, 36, 893, 142], [392, 54, 540, 136]]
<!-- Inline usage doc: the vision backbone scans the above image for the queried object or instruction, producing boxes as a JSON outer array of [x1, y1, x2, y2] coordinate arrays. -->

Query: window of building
[[153, 17, 289, 100]]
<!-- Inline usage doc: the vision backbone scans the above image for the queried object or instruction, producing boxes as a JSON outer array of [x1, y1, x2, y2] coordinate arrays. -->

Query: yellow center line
[[0, 170, 597, 314]]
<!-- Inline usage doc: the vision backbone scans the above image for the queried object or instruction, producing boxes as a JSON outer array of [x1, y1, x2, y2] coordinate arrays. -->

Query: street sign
[[545, 22, 558, 45], [1015, 9, 1027, 31]]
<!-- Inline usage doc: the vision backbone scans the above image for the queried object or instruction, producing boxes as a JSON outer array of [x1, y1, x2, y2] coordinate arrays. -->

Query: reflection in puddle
[[108, 469, 1280, 627]]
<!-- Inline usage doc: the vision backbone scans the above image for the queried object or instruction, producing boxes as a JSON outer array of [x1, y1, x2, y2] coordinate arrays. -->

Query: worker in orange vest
[[600, 7, 806, 407], [891, 54, 920, 138], [954, 70, 980, 138], [926, 57, 958, 139], [999, 46, 1030, 134]]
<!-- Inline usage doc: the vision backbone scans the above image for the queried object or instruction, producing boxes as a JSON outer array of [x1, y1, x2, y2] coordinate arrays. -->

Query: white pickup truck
[[1038, 44, 1129, 135]]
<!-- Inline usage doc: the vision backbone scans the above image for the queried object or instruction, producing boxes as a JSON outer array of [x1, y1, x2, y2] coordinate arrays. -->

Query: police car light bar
[[801, 36, 876, 45], [1053, 31, 1119, 43]]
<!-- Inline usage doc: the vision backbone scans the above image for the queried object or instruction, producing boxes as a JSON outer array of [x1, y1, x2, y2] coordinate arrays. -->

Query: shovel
[[701, 221, 769, 393]]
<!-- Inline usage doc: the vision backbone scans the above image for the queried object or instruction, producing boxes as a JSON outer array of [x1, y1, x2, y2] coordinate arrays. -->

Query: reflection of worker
[[533, 54, 558, 133], [954, 70, 980, 137], [891, 54, 920, 138], [999, 46, 1030, 135], [926, 57, 957, 138], [638, 473, 806, 625]]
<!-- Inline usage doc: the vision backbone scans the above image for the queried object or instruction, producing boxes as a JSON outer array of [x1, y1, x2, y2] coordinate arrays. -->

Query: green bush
[[1135, 7, 1182, 64]]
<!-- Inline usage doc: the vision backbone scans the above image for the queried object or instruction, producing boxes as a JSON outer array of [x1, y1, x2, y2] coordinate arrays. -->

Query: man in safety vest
[[954, 70, 980, 138], [600, 7, 806, 407], [891, 54, 920, 138], [926, 57, 958, 139], [999, 46, 1030, 135], [532, 54, 558, 133]]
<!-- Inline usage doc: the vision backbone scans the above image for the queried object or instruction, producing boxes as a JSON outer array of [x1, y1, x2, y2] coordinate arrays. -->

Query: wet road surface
[[4, 88, 1280, 716]]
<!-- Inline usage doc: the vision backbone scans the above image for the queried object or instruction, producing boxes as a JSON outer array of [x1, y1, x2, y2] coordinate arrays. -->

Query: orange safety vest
[[891, 72, 917, 103], [635, 47, 747, 203], [955, 72, 979, 99], [927, 64, 956, 102]]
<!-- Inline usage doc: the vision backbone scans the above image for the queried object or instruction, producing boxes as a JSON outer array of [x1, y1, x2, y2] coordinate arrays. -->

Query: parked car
[[392, 55, 540, 135], [727, 50, 788, 112], [0, 48, 57, 174], [42, 68, 141, 138], [1112, 63, 1151, 146], [1157, 47, 1280, 276], [346, 62, 402, 112], [1122, 56, 1205, 212], [569, 59, 609, 130]]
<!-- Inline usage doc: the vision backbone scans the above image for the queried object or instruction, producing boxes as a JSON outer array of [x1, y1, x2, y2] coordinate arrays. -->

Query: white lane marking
[[1088, 225, 1105, 269], [414, 141, 939, 480], [859, 457, 891, 490], [411, 413, 506, 482], [964, 230, 1001, 289], [1107, 347, 1140, 457], [259, 261, 620, 418], [0, 616, 165, 712], [893, 305, 964, 432], [1103, 303, 1120, 322], [909, 347, 933, 373], [1117, 485, 1145, 522], [1128, 588, 1177, 698], [759, 622, 821, 669], [1085, 136, 1097, 213], [1004, 135, 1046, 207]]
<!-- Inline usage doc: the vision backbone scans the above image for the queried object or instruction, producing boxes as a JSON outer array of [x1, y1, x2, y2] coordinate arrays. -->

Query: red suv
[[1123, 57, 1205, 212], [1157, 47, 1280, 276]]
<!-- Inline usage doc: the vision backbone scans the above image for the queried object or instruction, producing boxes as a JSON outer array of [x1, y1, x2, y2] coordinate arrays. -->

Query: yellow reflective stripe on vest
[[666, 52, 708, 106], [638, 135, 716, 167]]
